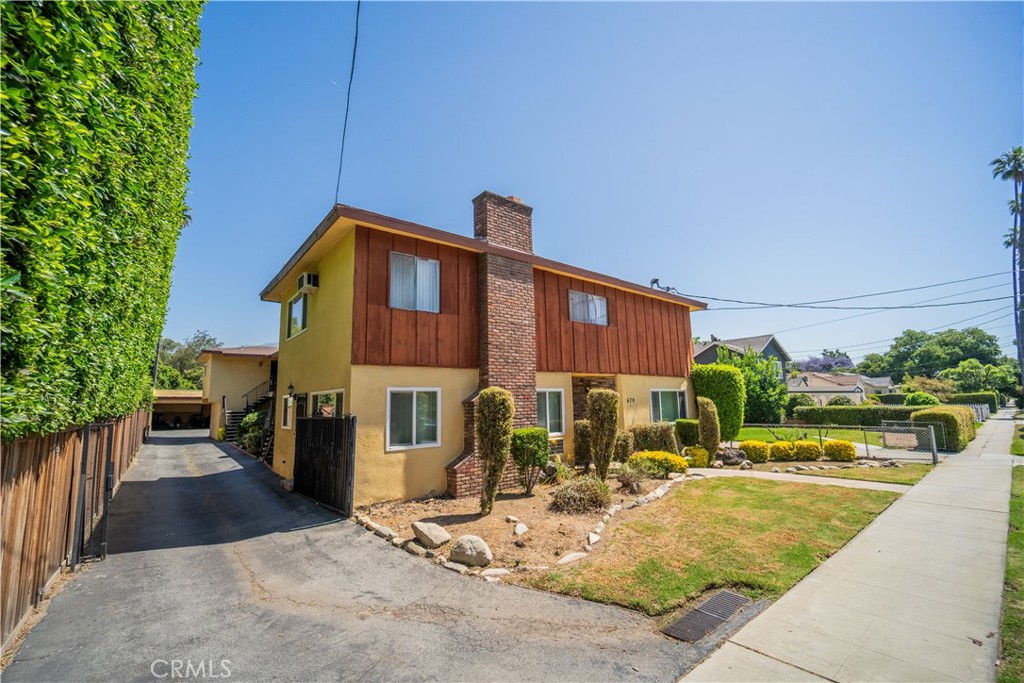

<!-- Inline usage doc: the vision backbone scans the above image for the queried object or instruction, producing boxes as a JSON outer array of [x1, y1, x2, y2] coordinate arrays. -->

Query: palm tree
[[992, 147, 1024, 396]]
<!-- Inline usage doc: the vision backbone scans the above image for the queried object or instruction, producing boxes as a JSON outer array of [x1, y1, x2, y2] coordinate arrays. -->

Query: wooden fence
[[1, 408, 149, 652]]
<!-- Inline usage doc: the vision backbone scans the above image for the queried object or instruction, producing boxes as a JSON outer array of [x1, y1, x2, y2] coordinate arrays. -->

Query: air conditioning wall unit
[[297, 272, 319, 294]]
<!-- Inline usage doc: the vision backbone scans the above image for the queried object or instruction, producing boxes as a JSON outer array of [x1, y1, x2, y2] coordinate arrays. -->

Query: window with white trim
[[569, 290, 608, 325], [312, 390, 344, 417], [536, 389, 565, 435], [387, 388, 440, 449], [390, 252, 440, 313], [281, 397, 293, 429], [287, 293, 307, 338], [651, 390, 686, 422]]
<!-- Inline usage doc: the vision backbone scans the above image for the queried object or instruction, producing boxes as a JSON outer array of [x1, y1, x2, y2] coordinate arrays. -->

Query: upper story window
[[651, 389, 686, 422], [569, 290, 608, 326], [287, 293, 307, 338], [537, 389, 565, 436], [390, 252, 440, 313]]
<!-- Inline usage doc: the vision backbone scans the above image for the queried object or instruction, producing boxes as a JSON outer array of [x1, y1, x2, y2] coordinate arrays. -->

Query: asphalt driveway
[[4, 430, 703, 682]]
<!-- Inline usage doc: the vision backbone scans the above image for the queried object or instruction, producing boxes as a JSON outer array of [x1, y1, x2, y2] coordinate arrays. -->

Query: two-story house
[[260, 191, 706, 506], [694, 334, 792, 380]]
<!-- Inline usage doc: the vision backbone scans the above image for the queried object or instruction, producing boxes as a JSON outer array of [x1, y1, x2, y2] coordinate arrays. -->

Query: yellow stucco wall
[[617, 374, 695, 429], [348, 364, 479, 506], [272, 229, 356, 479], [204, 355, 272, 437]]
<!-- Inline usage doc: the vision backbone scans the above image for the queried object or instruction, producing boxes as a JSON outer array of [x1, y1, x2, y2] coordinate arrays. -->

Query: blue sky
[[167, 1, 1023, 363]]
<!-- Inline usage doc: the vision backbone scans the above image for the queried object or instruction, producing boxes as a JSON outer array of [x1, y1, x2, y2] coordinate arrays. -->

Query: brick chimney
[[472, 191, 533, 253], [447, 191, 538, 497]]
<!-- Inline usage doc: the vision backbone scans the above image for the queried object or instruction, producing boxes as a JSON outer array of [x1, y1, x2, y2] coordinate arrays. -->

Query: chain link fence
[[738, 423, 940, 463]]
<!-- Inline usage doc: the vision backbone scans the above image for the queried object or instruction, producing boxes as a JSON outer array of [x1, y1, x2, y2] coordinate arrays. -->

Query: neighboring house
[[693, 334, 792, 380], [152, 389, 206, 429], [198, 345, 277, 440], [787, 372, 897, 405], [260, 191, 707, 506]]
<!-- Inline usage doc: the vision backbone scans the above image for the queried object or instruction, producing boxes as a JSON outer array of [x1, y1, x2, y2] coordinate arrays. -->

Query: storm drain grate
[[661, 590, 752, 642]]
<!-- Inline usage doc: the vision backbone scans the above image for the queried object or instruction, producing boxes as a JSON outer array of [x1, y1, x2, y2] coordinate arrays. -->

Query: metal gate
[[72, 422, 115, 567], [293, 415, 356, 517]]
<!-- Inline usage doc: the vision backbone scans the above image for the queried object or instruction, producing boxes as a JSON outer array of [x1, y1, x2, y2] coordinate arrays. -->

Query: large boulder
[[411, 521, 451, 549], [720, 448, 746, 466], [449, 535, 493, 567]]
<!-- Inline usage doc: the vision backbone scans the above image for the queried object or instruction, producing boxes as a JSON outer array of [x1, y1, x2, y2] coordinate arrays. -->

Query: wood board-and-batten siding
[[534, 269, 694, 376], [352, 226, 479, 368], [350, 226, 693, 376]]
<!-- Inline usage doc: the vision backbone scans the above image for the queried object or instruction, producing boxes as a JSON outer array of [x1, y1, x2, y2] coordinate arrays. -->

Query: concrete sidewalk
[[683, 410, 1017, 682]]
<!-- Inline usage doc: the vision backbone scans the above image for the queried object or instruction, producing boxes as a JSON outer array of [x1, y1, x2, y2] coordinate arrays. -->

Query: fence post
[[100, 423, 115, 560], [929, 425, 938, 465], [862, 428, 869, 459], [817, 427, 823, 451], [70, 425, 92, 572]]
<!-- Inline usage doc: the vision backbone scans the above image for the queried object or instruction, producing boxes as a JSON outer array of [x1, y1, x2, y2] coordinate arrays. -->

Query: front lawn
[[998, 465, 1023, 683], [735, 426, 884, 447], [524, 477, 898, 616], [746, 462, 933, 486], [1011, 424, 1024, 456]]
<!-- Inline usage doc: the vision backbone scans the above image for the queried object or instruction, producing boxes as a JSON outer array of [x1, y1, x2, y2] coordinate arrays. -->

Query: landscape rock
[[583, 544, 593, 552], [374, 525, 396, 540], [444, 561, 468, 574], [739, 460, 753, 470], [405, 542, 428, 557], [588, 532, 601, 545], [594, 521, 605, 534], [785, 467, 796, 473], [609, 504, 622, 515], [720, 448, 746, 466], [411, 521, 451, 549], [655, 484, 671, 496], [505, 515, 519, 524], [515, 565, 549, 572], [450, 535, 493, 567], [513, 523, 529, 536], [712, 461, 724, 469], [390, 537, 405, 547], [794, 465, 808, 471], [481, 568, 511, 578], [770, 467, 780, 473], [557, 552, 589, 565], [602, 514, 611, 523], [364, 521, 379, 532]]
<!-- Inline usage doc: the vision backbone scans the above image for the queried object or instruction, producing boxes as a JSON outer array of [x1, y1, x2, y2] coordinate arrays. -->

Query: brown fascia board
[[260, 204, 708, 311]]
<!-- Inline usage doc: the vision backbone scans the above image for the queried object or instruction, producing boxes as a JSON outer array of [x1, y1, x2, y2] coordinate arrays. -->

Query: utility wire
[[333, 0, 362, 204], [676, 271, 1007, 310]]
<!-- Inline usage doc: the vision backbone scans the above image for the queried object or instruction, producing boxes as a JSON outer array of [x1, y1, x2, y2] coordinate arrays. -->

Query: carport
[[152, 389, 209, 430]]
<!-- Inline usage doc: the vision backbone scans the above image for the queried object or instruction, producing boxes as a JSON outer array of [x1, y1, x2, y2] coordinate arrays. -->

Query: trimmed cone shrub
[[823, 440, 857, 462], [550, 475, 611, 514], [786, 393, 815, 418], [827, 395, 855, 406], [511, 427, 549, 495], [587, 388, 620, 481], [793, 440, 823, 461], [691, 364, 746, 440], [675, 418, 700, 447], [628, 451, 688, 477], [628, 422, 679, 454], [910, 405, 976, 452], [738, 440, 770, 463], [476, 387, 515, 515], [613, 430, 634, 463], [697, 397, 721, 454], [904, 391, 940, 407], [685, 445, 710, 468], [573, 419, 591, 472], [769, 441, 797, 461]]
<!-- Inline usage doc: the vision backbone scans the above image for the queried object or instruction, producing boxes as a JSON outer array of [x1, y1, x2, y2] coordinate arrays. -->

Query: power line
[[671, 272, 1007, 310], [333, 0, 362, 204]]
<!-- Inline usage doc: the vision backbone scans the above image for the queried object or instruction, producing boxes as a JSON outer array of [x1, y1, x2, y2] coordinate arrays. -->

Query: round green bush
[[674, 419, 700, 447], [826, 395, 855, 406], [786, 393, 815, 418], [904, 391, 941, 407], [685, 445, 710, 468], [511, 427, 549, 495], [691, 364, 746, 440]]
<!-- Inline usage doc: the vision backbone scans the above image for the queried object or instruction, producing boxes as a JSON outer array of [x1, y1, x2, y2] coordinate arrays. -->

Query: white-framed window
[[281, 397, 293, 429], [311, 389, 345, 417], [390, 252, 440, 313], [775, 359, 785, 380], [387, 388, 441, 450], [569, 290, 608, 326], [287, 293, 307, 339], [651, 389, 687, 422], [537, 389, 565, 436]]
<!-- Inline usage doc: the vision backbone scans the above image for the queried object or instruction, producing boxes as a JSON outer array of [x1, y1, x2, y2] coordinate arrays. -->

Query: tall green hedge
[[910, 406, 976, 452], [1, 2, 203, 441], [947, 392, 999, 414], [793, 405, 918, 426], [877, 393, 907, 405], [691, 364, 745, 440]]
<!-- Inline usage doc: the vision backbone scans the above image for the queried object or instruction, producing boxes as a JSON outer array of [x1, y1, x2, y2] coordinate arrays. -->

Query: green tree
[[901, 375, 957, 402], [156, 365, 186, 390], [939, 358, 1016, 394], [719, 348, 788, 424], [158, 329, 220, 389], [992, 146, 1024, 394]]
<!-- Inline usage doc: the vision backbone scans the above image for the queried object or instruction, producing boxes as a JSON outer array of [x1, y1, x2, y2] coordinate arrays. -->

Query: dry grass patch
[[521, 477, 897, 616]]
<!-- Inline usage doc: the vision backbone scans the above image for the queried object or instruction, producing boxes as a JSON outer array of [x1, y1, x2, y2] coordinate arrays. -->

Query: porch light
[[288, 383, 295, 398]]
